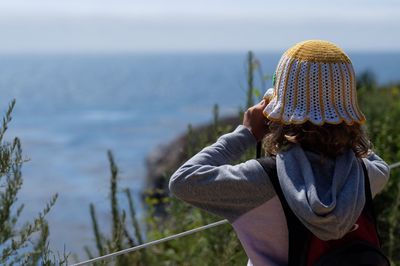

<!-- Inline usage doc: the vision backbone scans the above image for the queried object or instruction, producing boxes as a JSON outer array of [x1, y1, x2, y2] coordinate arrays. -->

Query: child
[[169, 40, 390, 266]]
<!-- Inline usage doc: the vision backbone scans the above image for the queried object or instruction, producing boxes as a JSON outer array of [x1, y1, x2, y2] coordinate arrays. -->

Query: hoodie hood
[[276, 145, 365, 240]]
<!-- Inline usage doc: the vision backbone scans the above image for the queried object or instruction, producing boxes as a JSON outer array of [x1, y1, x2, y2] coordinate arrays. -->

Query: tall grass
[[0, 100, 69, 266], [358, 78, 400, 264]]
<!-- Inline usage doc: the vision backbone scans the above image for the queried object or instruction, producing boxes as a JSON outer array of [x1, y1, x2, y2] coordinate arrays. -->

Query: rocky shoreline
[[145, 116, 241, 194]]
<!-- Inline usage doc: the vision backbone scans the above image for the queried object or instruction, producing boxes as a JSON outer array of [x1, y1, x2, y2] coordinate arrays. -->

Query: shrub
[[0, 100, 68, 266]]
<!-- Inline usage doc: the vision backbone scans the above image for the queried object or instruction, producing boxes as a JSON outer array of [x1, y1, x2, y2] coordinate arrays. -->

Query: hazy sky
[[0, 0, 399, 53]]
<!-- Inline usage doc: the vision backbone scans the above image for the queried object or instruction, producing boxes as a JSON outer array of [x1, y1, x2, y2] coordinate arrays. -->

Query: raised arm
[[169, 100, 274, 222], [168, 125, 275, 222]]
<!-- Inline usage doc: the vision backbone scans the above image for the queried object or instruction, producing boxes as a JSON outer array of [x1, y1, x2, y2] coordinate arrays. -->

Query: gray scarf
[[276, 145, 365, 240]]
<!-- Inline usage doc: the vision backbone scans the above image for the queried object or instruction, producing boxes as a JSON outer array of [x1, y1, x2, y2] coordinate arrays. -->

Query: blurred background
[[0, 0, 399, 264]]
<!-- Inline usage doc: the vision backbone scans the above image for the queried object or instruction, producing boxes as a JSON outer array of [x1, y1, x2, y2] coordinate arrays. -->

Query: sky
[[0, 0, 399, 53]]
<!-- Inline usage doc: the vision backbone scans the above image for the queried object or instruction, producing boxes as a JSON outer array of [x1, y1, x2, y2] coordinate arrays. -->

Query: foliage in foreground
[[82, 53, 261, 266], [358, 73, 400, 264], [0, 100, 68, 266], [84, 54, 400, 265]]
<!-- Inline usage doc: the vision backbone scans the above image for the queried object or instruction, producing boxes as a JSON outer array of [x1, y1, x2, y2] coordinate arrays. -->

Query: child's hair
[[263, 121, 371, 158]]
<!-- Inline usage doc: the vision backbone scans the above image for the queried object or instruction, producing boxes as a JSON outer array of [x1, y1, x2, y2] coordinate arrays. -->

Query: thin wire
[[389, 161, 400, 169], [72, 161, 400, 266], [71, 219, 228, 266]]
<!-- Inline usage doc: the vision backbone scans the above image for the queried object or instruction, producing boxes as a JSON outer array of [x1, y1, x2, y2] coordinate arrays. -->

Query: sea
[[0, 52, 399, 260]]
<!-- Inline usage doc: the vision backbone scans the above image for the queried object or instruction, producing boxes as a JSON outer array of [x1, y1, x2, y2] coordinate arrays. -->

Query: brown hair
[[263, 121, 371, 158]]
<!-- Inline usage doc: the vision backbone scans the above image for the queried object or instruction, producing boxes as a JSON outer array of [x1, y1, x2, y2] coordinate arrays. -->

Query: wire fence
[[71, 161, 400, 266]]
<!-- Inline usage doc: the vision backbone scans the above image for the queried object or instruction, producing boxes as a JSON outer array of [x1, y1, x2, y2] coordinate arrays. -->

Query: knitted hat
[[263, 40, 366, 125]]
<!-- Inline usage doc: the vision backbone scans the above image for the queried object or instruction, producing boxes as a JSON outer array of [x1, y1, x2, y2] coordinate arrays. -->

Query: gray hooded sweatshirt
[[169, 125, 390, 266]]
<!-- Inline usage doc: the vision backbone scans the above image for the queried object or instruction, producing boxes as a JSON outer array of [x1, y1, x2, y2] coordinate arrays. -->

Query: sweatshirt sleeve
[[168, 125, 275, 222], [362, 152, 390, 197]]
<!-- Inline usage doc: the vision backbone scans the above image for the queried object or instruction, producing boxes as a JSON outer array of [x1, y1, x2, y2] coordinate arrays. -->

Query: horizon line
[[1, 49, 400, 56]]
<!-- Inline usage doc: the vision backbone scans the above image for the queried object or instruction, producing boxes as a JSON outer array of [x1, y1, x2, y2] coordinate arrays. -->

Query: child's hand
[[243, 100, 270, 141]]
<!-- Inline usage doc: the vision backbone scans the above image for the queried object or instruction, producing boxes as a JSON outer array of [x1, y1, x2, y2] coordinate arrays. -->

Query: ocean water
[[0, 52, 399, 259]]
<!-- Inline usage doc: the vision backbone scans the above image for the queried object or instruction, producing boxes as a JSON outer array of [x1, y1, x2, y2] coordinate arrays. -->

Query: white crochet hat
[[263, 40, 366, 125]]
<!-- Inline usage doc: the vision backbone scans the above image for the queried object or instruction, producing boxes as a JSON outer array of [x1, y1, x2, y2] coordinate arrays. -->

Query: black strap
[[360, 158, 373, 208], [359, 159, 380, 241], [256, 142, 262, 158], [257, 157, 310, 266]]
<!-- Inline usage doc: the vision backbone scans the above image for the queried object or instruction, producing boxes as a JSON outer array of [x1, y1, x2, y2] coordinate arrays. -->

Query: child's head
[[262, 40, 370, 157]]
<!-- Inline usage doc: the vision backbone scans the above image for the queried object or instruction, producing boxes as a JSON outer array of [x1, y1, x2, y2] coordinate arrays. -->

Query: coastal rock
[[145, 116, 241, 194]]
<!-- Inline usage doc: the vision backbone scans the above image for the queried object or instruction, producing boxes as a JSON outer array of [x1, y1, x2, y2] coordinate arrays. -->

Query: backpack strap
[[359, 158, 380, 242], [257, 157, 310, 266], [360, 158, 373, 208]]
